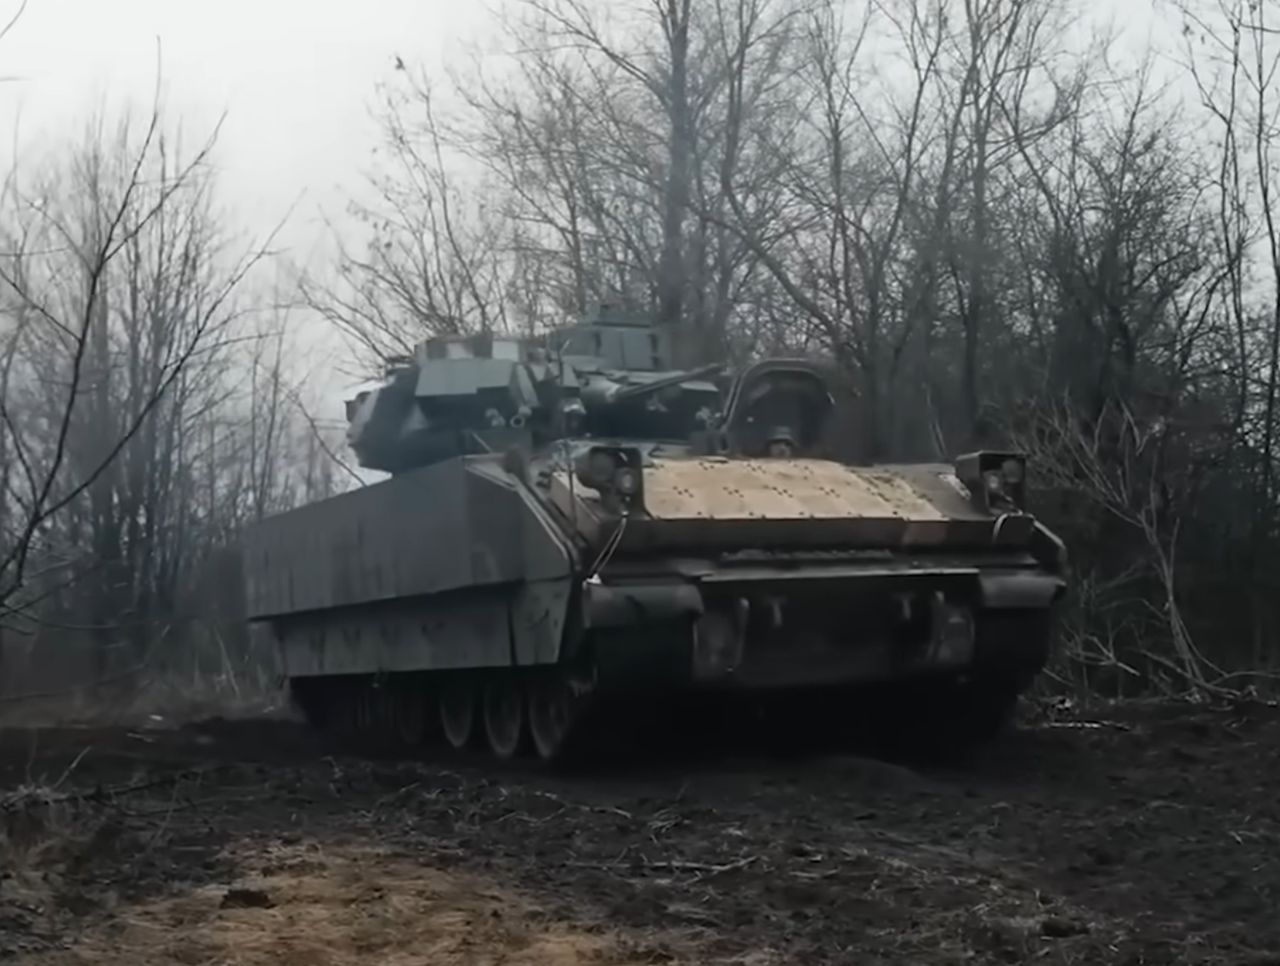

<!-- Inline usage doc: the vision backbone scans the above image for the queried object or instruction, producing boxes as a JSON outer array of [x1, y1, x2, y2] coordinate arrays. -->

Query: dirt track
[[1, 699, 1278, 965]]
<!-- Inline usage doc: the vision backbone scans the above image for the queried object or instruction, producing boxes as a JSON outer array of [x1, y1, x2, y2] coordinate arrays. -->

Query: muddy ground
[[0, 698, 1277, 965]]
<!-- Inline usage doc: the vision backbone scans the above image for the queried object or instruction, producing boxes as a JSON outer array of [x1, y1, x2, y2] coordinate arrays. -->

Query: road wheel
[[439, 679, 477, 750], [355, 686, 378, 735], [288, 678, 329, 730], [369, 685, 398, 740], [526, 673, 582, 763], [482, 675, 527, 760], [393, 688, 430, 746]]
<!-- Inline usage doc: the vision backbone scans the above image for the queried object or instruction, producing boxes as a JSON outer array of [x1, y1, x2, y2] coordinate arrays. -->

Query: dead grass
[[0, 662, 288, 731], [22, 843, 702, 966], [0, 614, 286, 732], [0, 781, 103, 956], [1, 775, 85, 863]]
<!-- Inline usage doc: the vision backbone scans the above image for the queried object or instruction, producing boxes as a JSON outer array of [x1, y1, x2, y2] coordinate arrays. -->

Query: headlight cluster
[[955, 451, 1027, 511], [615, 466, 641, 497], [574, 446, 645, 509], [982, 458, 1024, 497]]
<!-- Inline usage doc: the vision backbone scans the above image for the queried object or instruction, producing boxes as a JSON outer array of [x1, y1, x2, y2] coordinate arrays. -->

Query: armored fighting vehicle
[[241, 309, 1068, 762]]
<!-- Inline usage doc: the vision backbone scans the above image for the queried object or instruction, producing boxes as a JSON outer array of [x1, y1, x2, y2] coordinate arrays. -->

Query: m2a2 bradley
[[240, 309, 1069, 764]]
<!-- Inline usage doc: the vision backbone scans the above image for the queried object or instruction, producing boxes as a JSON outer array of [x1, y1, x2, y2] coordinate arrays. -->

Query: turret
[[344, 309, 727, 474]]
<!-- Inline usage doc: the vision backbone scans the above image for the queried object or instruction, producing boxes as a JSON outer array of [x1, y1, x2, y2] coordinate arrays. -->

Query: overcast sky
[[0, 0, 497, 264]]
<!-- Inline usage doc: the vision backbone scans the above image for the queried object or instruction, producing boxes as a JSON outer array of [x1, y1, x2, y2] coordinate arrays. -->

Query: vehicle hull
[[243, 451, 1065, 761]]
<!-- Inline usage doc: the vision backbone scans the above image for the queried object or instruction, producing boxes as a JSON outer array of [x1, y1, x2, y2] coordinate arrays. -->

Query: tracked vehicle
[[241, 310, 1068, 762]]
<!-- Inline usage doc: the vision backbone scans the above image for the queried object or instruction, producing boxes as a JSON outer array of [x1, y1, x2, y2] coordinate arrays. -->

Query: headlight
[[615, 466, 641, 497], [572, 445, 646, 511], [586, 449, 619, 484], [953, 451, 1028, 512]]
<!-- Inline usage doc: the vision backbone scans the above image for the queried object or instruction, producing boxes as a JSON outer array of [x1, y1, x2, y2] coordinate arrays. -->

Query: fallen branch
[[0, 764, 230, 812], [568, 855, 759, 878], [532, 789, 634, 821]]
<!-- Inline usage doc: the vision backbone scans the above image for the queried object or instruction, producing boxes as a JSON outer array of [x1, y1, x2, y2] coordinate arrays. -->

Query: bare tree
[[1017, 397, 1230, 694], [717, 0, 946, 457], [1010, 65, 1223, 415], [933, 0, 1081, 438], [0, 94, 273, 654], [518, 0, 700, 330], [407, 0, 805, 366], [1174, 0, 1280, 657], [299, 78, 517, 370]]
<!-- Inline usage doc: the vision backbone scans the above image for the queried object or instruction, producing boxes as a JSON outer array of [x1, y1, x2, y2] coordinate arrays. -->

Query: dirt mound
[[21, 845, 685, 966]]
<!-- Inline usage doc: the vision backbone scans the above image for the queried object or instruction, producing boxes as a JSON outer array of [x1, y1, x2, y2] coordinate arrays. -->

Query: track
[[2, 699, 1278, 965], [287, 669, 1028, 770]]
